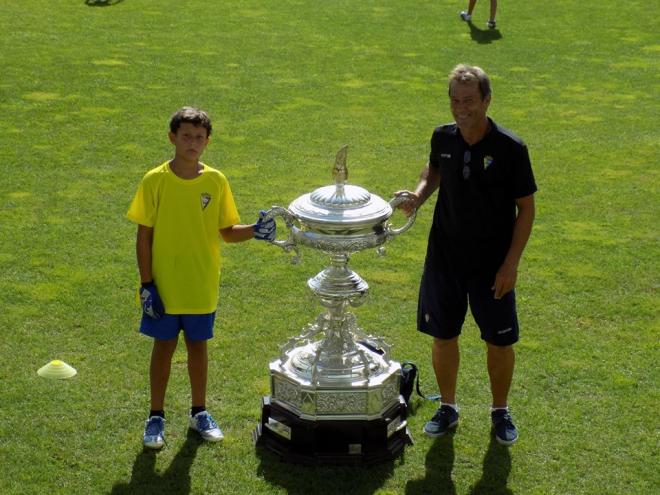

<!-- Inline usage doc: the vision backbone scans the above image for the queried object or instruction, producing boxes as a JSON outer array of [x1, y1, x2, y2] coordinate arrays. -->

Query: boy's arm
[[220, 224, 255, 243], [136, 224, 154, 283], [136, 224, 165, 318], [221, 211, 277, 243]]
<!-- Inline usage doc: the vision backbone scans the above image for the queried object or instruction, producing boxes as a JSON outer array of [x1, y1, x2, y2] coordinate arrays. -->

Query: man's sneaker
[[487, 19, 497, 29], [189, 411, 224, 442], [460, 11, 472, 22], [491, 409, 518, 445], [143, 416, 165, 449], [423, 405, 459, 437]]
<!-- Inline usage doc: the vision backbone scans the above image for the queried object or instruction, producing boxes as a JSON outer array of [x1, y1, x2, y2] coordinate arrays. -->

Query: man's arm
[[492, 194, 535, 299], [136, 224, 154, 283], [396, 162, 441, 216]]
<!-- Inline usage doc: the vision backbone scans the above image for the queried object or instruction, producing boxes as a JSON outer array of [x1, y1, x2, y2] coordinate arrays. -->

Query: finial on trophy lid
[[332, 145, 349, 185]]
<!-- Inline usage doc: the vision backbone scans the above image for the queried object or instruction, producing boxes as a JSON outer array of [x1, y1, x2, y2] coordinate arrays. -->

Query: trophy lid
[[289, 146, 392, 227]]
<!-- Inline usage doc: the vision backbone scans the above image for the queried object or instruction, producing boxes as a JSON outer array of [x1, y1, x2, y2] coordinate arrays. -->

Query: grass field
[[0, 1, 658, 494]]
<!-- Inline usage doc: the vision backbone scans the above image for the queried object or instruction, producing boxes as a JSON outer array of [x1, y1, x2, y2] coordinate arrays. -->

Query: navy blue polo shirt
[[426, 118, 537, 278]]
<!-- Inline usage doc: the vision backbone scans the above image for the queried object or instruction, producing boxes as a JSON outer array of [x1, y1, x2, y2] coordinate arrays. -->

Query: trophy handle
[[385, 193, 417, 239], [263, 206, 301, 264]]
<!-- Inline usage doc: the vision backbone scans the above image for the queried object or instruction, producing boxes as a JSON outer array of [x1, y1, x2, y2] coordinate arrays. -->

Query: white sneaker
[[143, 416, 165, 449], [487, 19, 497, 29], [460, 11, 472, 22], [189, 411, 224, 442]]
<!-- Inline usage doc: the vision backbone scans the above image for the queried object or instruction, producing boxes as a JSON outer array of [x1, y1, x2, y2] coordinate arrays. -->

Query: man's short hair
[[169, 107, 213, 136], [448, 64, 492, 100]]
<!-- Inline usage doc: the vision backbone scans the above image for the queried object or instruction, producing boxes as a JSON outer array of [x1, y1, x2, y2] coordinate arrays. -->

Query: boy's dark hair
[[169, 107, 213, 136]]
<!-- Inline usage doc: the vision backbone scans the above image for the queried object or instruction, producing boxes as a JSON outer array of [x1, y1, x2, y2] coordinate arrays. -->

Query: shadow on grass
[[256, 447, 395, 495], [467, 21, 503, 44], [468, 435, 513, 495], [404, 435, 456, 494], [85, 0, 125, 6], [109, 430, 202, 495]]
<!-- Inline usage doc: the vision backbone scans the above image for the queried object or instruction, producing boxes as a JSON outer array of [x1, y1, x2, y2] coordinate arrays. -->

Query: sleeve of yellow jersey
[[126, 175, 157, 227], [217, 175, 241, 230]]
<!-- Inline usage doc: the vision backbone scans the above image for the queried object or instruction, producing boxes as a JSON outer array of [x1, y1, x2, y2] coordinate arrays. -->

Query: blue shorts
[[139, 313, 216, 342], [417, 268, 519, 346]]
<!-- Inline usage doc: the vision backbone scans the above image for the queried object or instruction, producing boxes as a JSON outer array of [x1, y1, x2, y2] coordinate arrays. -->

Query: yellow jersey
[[127, 161, 240, 313]]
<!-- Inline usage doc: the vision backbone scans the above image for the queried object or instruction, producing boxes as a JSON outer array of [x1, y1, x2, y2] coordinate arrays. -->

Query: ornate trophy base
[[254, 395, 414, 465]]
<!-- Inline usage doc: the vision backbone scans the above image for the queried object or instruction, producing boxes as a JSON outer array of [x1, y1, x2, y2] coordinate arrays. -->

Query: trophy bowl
[[266, 145, 416, 258]]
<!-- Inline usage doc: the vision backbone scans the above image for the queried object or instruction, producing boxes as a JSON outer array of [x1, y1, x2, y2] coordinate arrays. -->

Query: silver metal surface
[[263, 146, 417, 420]]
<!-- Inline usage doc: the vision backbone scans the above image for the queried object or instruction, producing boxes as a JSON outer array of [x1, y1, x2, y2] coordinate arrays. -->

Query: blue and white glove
[[140, 281, 164, 319], [253, 210, 276, 241]]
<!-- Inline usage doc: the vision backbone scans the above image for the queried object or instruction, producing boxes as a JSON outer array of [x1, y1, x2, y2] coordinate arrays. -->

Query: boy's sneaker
[[423, 405, 459, 437], [460, 11, 472, 22], [189, 411, 224, 442], [143, 416, 165, 449], [491, 409, 518, 445], [487, 19, 497, 29]]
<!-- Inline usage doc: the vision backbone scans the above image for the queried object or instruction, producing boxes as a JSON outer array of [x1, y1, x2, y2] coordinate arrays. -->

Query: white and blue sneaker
[[460, 11, 472, 22], [189, 411, 224, 442], [143, 416, 165, 449]]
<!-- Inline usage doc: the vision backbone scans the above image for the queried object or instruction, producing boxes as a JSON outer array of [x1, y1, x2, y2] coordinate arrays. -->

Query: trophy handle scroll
[[385, 192, 417, 240], [263, 206, 301, 264]]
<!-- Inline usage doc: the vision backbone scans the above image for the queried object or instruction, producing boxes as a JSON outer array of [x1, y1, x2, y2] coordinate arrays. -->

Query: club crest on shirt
[[200, 193, 211, 210], [484, 155, 494, 170]]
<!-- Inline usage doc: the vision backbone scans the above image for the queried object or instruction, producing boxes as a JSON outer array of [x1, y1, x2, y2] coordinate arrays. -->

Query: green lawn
[[0, 1, 658, 494]]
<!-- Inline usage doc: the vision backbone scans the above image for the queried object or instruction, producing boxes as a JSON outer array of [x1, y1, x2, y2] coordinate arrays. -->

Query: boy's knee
[[184, 338, 208, 352], [154, 337, 178, 350]]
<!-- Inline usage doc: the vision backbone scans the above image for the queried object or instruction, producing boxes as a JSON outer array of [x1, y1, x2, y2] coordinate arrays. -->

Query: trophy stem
[[308, 254, 369, 306]]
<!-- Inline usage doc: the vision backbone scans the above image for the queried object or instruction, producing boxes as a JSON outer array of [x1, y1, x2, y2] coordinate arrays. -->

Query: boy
[[126, 107, 275, 449]]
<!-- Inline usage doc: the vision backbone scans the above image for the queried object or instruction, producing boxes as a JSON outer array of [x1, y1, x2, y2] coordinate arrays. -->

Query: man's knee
[[434, 336, 459, 348]]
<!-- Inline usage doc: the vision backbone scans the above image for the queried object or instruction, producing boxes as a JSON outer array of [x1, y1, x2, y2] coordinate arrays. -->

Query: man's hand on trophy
[[393, 191, 420, 217], [253, 210, 277, 241]]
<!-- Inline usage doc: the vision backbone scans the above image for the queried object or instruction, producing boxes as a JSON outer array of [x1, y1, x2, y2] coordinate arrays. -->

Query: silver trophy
[[254, 146, 416, 464]]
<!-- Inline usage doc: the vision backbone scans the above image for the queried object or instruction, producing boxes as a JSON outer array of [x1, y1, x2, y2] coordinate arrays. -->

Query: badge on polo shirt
[[484, 155, 494, 170], [200, 193, 211, 210]]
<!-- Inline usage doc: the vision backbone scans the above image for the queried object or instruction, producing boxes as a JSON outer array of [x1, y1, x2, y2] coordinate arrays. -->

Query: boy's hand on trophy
[[253, 210, 277, 241]]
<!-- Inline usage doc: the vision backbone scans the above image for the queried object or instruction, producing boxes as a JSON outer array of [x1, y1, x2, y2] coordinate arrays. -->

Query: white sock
[[491, 406, 509, 412], [442, 403, 459, 412]]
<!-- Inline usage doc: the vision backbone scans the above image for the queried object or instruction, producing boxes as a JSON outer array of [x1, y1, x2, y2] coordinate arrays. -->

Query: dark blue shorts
[[417, 268, 519, 346], [140, 313, 216, 342]]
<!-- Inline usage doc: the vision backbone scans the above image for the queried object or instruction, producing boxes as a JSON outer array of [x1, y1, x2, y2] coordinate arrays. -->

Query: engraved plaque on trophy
[[253, 146, 417, 464]]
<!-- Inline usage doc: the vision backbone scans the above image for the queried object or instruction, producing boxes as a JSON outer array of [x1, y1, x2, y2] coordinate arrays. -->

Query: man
[[397, 64, 536, 445]]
